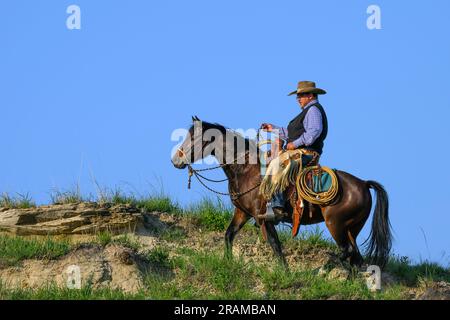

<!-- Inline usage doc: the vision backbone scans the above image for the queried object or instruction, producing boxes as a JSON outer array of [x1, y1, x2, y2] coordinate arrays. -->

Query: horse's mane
[[187, 121, 259, 166], [189, 121, 257, 149]]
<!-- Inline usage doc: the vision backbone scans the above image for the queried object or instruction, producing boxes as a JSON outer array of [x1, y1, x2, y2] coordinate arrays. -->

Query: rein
[[178, 148, 261, 200]]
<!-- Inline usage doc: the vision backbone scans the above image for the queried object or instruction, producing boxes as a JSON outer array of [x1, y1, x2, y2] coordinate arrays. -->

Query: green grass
[[159, 227, 187, 242], [185, 197, 233, 232], [136, 196, 181, 214], [0, 193, 35, 209], [95, 231, 141, 250], [187, 253, 254, 298], [112, 234, 141, 251], [0, 235, 71, 267], [0, 282, 145, 300], [386, 255, 450, 285], [96, 187, 137, 205], [256, 264, 408, 300], [144, 250, 260, 300], [145, 246, 172, 269], [0, 252, 409, 301], [96, 187, 182, 214], [50, 185, 90, 204], [143, 248, 409, 300], [49, 184, 182, 214], [278, 225, 337, 251], [96, 231, 113, 246]]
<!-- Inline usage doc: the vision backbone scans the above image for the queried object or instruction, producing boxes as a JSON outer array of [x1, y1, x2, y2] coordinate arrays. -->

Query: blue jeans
[[270, 153, 314, 208]]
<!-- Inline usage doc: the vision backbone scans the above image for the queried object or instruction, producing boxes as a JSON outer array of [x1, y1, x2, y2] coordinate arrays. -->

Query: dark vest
[[287, 102, 328, 155]]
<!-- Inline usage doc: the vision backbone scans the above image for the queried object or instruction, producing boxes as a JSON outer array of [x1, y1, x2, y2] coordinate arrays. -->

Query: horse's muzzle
[[171, 158, 187, 169], [174, 163, 187, 169]]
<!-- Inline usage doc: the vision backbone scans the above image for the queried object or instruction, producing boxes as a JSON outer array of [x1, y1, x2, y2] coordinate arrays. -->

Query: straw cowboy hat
[[288, 81, 327, 96]]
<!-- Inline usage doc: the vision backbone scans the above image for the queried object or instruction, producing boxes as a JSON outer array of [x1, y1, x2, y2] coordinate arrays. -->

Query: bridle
[[176, 147, 261, 200]]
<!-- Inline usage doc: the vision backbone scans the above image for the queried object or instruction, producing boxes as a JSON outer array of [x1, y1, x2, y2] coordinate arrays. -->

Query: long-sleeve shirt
[[272, 100, 323, 149]]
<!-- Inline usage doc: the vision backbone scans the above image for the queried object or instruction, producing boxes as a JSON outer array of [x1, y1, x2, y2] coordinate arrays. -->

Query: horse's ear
[[195, 115, 200, 121], [192, 115, 196, 122], [192, 115, 201, 122]]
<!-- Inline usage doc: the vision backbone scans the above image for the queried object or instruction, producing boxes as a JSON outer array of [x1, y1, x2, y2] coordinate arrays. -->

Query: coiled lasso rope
[[295, 165, 339, 205]]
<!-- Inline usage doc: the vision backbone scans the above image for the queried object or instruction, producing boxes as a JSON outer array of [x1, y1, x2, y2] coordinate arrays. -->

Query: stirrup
[[257, 205, 276, 221], [257, 206, 286, 222]]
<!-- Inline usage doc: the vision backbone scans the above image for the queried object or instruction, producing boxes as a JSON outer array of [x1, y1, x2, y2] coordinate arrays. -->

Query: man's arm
[[270, 124, 288, 140], [291, 106, 323, 148]]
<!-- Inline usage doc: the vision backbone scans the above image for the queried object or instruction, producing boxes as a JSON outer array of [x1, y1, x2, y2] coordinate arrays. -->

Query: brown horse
[[171, 117, 392, 268]]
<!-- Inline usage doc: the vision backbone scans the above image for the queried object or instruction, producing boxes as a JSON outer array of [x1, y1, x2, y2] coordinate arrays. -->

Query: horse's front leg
[[263, 221, 288, 269], [224, 208, 250, 259]]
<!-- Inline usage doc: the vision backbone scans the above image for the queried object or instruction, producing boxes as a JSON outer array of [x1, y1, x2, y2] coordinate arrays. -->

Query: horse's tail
[[364, 180, 392, 268]]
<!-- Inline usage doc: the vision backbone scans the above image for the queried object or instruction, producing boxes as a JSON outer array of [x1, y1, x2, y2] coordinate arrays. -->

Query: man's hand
[[286, 142, 296, 150], [261, 123, 273, 131]]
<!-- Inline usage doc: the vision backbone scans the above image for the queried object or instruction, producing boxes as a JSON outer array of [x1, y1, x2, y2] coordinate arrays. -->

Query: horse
[[171, 117, 392, 269]]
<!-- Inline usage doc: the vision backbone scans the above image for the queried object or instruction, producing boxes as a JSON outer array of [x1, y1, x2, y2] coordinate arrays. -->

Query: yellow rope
[[296, 165, 339, 205]]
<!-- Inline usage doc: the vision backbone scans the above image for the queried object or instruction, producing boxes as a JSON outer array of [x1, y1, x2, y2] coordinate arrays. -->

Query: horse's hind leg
[[325, 218, 352, 263], [225, 208, 250, 259], [348, 217, 369, 267], [263, 221, 288, 269], [347, 229, 364, 267]]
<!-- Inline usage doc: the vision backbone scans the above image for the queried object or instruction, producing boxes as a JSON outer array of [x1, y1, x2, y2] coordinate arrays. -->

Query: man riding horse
[[172, 80, 391, 268], [259, 80, 328, 223]]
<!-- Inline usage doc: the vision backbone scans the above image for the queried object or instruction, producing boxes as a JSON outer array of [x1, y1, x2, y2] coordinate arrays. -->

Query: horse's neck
[[215, 132, 260, 190], [220, 159, 260, 192]]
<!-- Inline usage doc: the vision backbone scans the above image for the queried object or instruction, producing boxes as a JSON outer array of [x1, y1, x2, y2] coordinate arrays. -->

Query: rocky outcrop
[[0, 244, 171, 293], [0, 203, 143, 235], [416, 281, 450, 300]]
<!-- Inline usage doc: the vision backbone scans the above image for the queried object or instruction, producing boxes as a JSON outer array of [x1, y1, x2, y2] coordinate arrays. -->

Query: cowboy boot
[[272, 207, 288, 222]]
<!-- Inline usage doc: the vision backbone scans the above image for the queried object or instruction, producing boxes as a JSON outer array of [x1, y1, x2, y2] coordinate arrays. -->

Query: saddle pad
[[312, 172, 333, 193]]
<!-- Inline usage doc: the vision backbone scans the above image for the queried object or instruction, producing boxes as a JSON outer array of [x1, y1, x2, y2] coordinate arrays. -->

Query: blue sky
[[1, 1, 449, 266]]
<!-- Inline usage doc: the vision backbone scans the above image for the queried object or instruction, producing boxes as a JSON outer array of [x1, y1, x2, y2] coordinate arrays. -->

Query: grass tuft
[[112, 234, 141, 251], [386, 255, 450, 285], [96, 231, 113, 247], [0, 281, 145, 300], [278, 225, 337, 252], [186, 197, 233, 232], [0, 235, 71, 267], [0, 192, 36, 209], [145, 246, 172, 268], [50, 185, 90, 204]]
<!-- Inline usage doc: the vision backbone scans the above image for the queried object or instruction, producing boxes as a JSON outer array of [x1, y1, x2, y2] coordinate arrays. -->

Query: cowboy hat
[[288, 81, 327, 96]]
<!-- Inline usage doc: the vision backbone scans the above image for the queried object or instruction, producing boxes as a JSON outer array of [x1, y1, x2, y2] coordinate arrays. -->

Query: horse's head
[[171, 116, 227, 169]]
